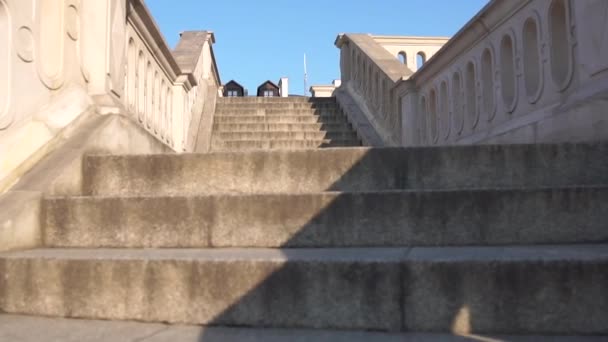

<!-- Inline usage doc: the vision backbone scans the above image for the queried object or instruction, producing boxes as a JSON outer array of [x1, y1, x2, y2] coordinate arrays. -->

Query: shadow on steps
[[195, 142, 608, 338]]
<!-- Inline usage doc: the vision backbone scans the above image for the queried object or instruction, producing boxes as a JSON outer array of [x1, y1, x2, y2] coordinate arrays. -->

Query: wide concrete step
[[213, 114, 349, 124], [82, 143, 608, 196], [212, 123, 353, 132], [43, 188, 608, 248], [215, 108, 340, 116], [2, 315, 606, 342], [212, 131, 358, 141], [217, 97, 335, 104], [211, 139, 360, 151], [216, 103, 337, 110], [1, 246, 607, 334]]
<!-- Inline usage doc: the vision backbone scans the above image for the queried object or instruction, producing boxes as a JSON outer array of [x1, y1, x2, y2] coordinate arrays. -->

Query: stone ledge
[[0, 113, 172, 252]]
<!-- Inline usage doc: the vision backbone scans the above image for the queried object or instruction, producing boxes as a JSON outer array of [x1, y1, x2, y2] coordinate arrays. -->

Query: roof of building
[[257, 80, 280, 89], [225, 80, 244, 88]]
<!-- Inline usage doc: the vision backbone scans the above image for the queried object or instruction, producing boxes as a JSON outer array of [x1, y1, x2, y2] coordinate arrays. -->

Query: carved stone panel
[[108, 0, 126, 97], [16, 26, 34, 63], [0, 0, 11, 129], [37, 0, 65, 90], [66, 2, 79, 41], [578, 0, 608, 76]]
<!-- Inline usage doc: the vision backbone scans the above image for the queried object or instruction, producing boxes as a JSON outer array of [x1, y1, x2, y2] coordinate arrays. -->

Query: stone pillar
[[81, 0, 127, 105], [396, 79, 418, 146], [407, 50, 417, 72]]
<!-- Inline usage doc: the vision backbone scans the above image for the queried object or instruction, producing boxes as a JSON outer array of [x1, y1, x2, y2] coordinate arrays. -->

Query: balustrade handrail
[[129, 0, 186, 85], [336, 33, 412, 85], [125, 0, 221, 152], [335, 33, 413, 145], [394, 0, 608, 146], [408, 0, 529, 85], [336, 0, 608, 147]]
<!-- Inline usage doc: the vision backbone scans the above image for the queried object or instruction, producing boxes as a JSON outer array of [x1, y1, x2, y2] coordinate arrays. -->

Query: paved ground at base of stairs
[[0, 315, 606, 342]]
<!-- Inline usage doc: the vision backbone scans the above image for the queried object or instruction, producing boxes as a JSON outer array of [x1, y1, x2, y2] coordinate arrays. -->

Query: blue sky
[[146, 0, 489, 95]]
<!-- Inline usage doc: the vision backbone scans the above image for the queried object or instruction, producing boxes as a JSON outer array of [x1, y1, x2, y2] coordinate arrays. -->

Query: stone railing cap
[[336, 33, 414, 83], [410, 0, 527, 83], [173, 31, 213, 72], [130, 0, 181, 78]]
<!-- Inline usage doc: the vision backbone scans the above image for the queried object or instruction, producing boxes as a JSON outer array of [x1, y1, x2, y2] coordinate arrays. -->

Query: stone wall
[[337, 0, 608, 146], [124, 3, 221, 152], [0, 0, 92, 192], [0, 0, 221, 250], [0, 0, 221, 192]]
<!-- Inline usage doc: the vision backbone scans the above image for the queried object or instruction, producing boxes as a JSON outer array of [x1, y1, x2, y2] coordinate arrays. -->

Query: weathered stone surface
[[217, 97, 336, 104], [0, 315, 167, 342], [214, 115, 347, 124], [43, 196, 211, 248], [44, 187, 608, 248], [0, 248, 404, 331], [213, 123, 353, 132], [0, 113, 172, 252], [0, 191, 42, 252], [215, 108, 339, 115], [403, 245, 608, 334], [211, 97, 361, 151], [83, 142, 608, 196], [1, 315, 605, 342], [213, 130, 357, 140], [173, 31, 213, 73], [211, 139, 358, 151], [1, 246, 607, 334]]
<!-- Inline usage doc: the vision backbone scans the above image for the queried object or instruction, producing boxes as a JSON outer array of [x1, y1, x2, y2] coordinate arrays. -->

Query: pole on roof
[[304, 53, 308, 97]]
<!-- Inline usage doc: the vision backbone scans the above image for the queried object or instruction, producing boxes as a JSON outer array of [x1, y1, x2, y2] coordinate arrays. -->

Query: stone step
[[212, 122, 353, 132], [2, 315, 606, 342], [82, 143, 608, 196], [1, 245, 607, 334], [213, 115, 349, 124], [215, 108, 340, 116], [216, 103, 337, 110], [211, 139, 360, 151], [217, 97, 335, 104], [212, 131, 359, 141], [44, 187, 608, 248]]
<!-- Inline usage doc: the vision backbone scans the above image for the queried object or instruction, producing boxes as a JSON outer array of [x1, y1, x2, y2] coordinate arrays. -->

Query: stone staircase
[[1, 143, 608, 337], [211, 97, 361, 151]]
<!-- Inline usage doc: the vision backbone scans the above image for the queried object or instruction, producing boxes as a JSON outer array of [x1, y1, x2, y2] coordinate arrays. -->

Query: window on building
[[227, 90, 238, 97], [398, 51, 407, 65], [263, 90, 274, 97]]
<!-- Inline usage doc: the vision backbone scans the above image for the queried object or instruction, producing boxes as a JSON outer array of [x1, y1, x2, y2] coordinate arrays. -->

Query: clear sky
[[146, 0, 489, 95]]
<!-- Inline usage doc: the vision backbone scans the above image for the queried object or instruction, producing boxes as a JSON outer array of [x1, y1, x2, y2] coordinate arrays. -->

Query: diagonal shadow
[[189, 142, 608, 340]]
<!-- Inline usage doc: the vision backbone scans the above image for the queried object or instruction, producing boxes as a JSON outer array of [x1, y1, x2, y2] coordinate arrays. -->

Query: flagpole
[[304, 54, 308, 97]]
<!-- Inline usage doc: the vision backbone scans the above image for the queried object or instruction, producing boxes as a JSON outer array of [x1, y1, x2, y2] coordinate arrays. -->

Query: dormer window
[[223, 80, 244, 97], [257, 80, 280, 97]]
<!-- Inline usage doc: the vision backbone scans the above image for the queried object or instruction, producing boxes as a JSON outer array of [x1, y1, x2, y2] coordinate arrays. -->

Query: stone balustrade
[[402, 0, 608, 146], [125, 2, 220, 151], [335, 34, 409, 146], [338, 0, 608, 146], [335, 34, 445, 145], [0, 0, 220, 190]]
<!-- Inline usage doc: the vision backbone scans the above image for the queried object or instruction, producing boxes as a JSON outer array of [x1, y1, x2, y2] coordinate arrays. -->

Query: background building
[[223, 80, 245, 97], [257, 80, 280, 97]]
